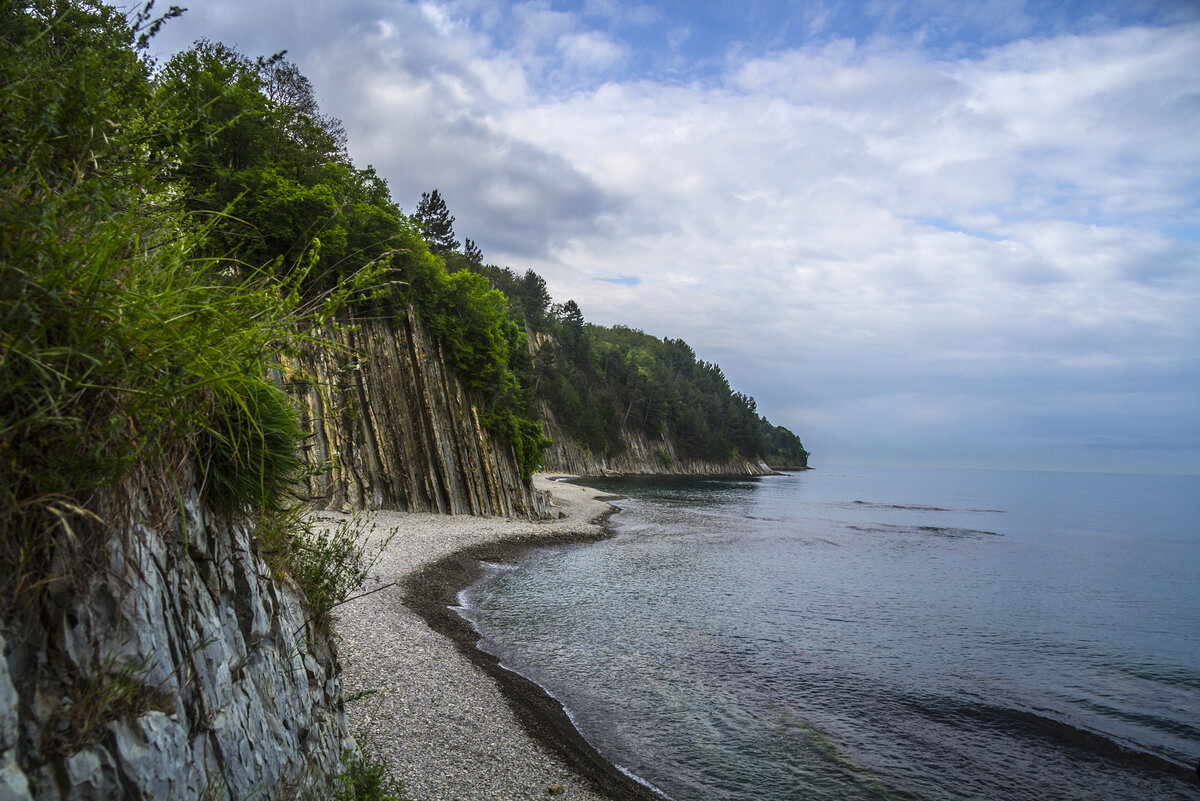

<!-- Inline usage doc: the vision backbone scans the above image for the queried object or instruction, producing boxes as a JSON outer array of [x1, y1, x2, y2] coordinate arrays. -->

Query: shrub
[[199, 375, 306, 516], [288, 515, 394, 632], [333, 748, 408, 801]]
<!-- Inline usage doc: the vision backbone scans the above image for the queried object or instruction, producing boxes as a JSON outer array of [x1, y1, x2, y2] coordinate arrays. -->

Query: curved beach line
[[330, 475, 667, 801]]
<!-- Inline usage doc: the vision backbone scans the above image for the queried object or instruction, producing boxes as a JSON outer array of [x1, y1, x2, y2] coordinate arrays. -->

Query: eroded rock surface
[[3, 482, 349, 801]]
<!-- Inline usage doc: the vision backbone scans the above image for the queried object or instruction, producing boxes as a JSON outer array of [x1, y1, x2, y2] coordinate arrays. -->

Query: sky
[[149, 0, 1200, 474]]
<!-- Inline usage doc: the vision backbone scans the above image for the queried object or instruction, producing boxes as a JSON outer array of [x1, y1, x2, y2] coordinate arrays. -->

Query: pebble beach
[[324, 475, 654, 801]]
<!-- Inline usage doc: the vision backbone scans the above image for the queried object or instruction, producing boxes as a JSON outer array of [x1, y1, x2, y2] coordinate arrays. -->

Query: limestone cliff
[[537, 400, 775, 477], [0, 475, 350, 801], [288, 304, 544, 519]]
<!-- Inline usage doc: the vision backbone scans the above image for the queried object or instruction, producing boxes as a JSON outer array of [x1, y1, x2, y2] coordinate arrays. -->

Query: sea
[[455, 465, 1200, 801]]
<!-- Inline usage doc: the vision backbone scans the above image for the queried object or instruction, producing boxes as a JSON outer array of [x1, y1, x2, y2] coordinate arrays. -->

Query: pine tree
[[464, 237, 483, 266], [414, 189, 460, 255]]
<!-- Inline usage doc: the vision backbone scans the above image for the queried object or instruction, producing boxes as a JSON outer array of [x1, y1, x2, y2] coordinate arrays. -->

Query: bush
[[333, 748, 408, 801], [287, 515, 394, 631], [199, 375, 305, 516]]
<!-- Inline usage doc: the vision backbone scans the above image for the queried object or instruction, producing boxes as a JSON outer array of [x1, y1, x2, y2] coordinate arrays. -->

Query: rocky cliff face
[[288, 305, 544, 519], [1, 476, 350, 801], [0, 303, 552, 800], [537, 400, 775, 477]]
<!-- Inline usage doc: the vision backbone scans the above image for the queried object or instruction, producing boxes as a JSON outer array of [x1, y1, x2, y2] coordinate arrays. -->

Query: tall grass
[[0, 188, 314, 610]]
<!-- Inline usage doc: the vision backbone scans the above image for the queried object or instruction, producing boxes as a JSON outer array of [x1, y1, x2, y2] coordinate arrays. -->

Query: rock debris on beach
[[325, 476, 623, 801]]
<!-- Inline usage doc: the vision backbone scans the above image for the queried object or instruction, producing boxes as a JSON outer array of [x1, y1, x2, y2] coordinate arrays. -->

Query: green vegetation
[[760, 419, 811, 468], [57, 651, 177, 757], [332, 747, 410, 801], [149, 37, 549, 478], [0, 0, 332, 618], [289, 516, 395, 633], [413, 189, 460, 255]]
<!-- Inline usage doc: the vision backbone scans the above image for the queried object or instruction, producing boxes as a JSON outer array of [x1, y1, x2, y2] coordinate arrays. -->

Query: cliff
[[537, 400, 775, 477], [0, 300, 555, 799], [1, 474, 350, 801], [289, 304, 545, 519], [526, 330, 784, 478]]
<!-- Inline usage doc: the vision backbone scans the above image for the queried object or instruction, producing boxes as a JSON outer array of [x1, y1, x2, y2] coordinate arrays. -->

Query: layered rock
[[289, 304, 544, 518], [537, 400, 775, 477], [2, 477, 349, 801]]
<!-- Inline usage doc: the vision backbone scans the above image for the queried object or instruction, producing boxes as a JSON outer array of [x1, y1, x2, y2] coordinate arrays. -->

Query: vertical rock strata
[[2, 479, 350, 800], [292, 304, 543, 518]]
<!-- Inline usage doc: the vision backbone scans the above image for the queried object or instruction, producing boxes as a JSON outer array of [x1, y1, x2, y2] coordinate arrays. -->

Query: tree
[[554, 299, 586, 358], [255, 54, 347, 178], [414, 189, 459, 255], [517, 270, 552, 329], [463, 237, 483, 267]]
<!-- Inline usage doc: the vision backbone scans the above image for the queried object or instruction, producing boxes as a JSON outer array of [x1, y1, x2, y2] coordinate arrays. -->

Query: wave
[[478, 560, 521, 572], [844, 500, 1007, 514], [846, 523, 1002, 538], [899, 693, 1197, 780]]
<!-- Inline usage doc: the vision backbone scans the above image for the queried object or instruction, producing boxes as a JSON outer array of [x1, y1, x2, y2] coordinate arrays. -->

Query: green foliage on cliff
[[1, 0, 547, 620], [760, 418, 811, 468], [544, 321, 769, 463], [0, 0, 425, 600], [0, 1, 346, 615], [414, 189, 460, 255]]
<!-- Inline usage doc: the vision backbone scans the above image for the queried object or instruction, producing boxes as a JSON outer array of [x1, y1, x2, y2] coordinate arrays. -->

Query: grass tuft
[[50, 651, 177, 757]]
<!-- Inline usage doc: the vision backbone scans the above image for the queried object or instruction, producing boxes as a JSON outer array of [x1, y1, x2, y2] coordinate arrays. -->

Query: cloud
[[557, 30, 625, 72]]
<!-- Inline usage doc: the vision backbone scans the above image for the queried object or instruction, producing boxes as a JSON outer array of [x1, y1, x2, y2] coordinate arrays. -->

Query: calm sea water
[[458, 466, 1200, 801]]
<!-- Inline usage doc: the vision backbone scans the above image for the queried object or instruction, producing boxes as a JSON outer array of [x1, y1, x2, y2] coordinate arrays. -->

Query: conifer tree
[[415, 189, 460, 255], [464, 237, 483, 266]]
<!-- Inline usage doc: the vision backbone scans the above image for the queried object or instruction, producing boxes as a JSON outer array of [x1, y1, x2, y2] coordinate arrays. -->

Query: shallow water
[[459, 466, 1200, 800]]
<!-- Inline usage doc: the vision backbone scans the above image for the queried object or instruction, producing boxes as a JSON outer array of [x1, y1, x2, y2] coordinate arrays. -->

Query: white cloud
[[557, 31, 625, 71]]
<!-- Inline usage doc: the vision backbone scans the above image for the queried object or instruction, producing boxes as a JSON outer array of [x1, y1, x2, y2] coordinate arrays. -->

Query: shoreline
[[401, 509, 668, 801], [330, 475, 667, 801]]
